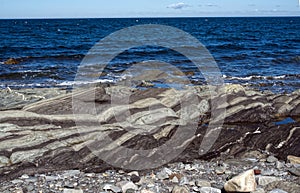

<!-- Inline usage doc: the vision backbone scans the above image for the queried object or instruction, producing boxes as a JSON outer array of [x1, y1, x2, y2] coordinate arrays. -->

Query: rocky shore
[[0, 154, 299, 193], [0, 84, 299, 192]]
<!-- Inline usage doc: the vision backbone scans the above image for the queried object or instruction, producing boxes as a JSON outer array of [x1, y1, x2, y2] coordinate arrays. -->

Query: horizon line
[[0, 15, 300, 20]]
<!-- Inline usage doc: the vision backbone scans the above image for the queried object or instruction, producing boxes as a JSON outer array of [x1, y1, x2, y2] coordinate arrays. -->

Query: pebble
[[269, 189, 288, 193], [251, 188, 265, 193], [103, 184, 122, 193], [276, 161, 284, 170], [199, 187, 221, 193], [120, 181, 138, 193], [195, 180, 211, 187], [157, 167, 173, 180], [20, 174, 29, 179], [215, 167, 226, 175], [172, 185, 190, 193], [267, 156, 278, 163], [127, 171, 139, 176], [13, 188, 23, 193], [170, 176, 179, 183], [179, 176, 189, 185], [63, 189, 83, 193], [130, 175, 141, 183], [141, 190, 155, 193]]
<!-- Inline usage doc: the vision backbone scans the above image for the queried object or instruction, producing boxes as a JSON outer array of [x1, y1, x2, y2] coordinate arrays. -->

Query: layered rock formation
[[0, 84, 299, 181]]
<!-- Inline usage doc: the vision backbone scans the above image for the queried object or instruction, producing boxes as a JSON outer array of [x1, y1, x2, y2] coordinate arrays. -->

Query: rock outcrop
[[0, 84, 299, 180]]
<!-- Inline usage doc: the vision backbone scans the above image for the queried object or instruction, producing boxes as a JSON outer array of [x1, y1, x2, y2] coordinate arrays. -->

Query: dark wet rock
[[3, 58, 20, 65], [130, 174, 141, 183]]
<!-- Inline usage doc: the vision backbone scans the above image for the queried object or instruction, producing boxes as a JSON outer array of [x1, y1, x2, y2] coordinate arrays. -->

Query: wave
[[222, 74, 300, 81], [59, 79, 114, 86], [272, 56, 300, 64]]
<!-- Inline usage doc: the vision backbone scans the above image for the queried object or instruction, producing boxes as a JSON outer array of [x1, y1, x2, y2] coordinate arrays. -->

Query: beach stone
[[11, 179, 23, 184], [20, 174, 29, 179], [267, 156, 278, 163], [261, 169, 275, 176], [127, 171, 139, 176], [130, 174, 140, 183], [258, 176, 281, 186], [13, 188, 23, 193], [287, 155, 300, 164], [269, 189, 288, 193], [195, 180, 211, 187], [288, 168, 300, 176], [157, 168, 172, 180], [170, 176, 179, 183], [251, 188, 265, 193], [62, 170, 81, 177], [224, 169, 257, 192], [215, 166, 226, 175], [199, 187, 221, 193], [45, 175, 59, 181], [141, 190, 155, 193], [63, 189, 83, 193], [179, 176, 189, 185], [172, 185, 190, 193], [264, 181, 300, 193], [121, 181, 138, 193], [276, 161, 284, 170], [103, 184, 122, 193]]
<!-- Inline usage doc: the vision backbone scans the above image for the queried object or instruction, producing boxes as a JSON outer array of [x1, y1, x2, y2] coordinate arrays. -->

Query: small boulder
[[224, 169, 257, 192]]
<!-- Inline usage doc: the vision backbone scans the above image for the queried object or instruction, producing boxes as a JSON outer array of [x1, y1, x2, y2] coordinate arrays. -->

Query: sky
[[0, 0, 300, 18]]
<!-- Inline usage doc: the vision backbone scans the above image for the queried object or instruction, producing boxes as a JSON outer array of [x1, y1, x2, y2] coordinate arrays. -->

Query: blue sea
[[0, 17, 299, 93]]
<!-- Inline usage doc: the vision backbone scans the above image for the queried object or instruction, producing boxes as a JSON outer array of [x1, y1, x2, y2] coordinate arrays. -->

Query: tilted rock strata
[[0, 85, 299, 180]]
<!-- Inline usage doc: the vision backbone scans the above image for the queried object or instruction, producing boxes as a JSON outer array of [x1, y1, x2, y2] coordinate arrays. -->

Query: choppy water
[[0, 17, 299, 93]]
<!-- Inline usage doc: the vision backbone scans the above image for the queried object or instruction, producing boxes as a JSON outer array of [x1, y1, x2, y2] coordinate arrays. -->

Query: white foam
[[59, 79, 114, 86], [223, 75, 286, 80]]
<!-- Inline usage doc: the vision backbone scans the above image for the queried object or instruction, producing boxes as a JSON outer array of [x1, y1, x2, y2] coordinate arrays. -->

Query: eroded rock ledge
[[0, 84, 299, 180]]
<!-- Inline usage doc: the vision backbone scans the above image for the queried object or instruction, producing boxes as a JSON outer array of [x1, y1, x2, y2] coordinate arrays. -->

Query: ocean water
[[0, 17, 299, 93]]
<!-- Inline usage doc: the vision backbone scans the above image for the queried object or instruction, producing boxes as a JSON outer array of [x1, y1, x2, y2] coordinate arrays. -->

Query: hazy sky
[[1, 0, 300, 18]]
